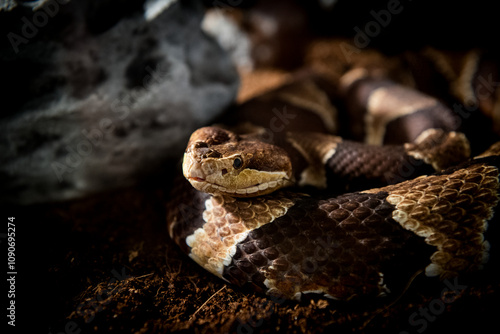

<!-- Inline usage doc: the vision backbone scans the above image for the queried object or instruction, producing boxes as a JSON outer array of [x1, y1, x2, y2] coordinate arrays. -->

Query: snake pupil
[[233, 157, 243, 169]]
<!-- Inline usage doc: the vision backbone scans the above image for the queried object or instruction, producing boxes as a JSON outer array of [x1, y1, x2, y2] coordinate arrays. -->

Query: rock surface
[[0, 0, 239, 204]]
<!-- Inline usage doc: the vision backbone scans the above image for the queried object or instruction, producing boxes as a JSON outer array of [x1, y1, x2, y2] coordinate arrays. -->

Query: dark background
[[2, 0, 500, 333]]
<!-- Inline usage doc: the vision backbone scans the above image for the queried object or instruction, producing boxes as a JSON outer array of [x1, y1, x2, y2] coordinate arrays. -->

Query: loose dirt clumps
[[28, 184, 498, 333]]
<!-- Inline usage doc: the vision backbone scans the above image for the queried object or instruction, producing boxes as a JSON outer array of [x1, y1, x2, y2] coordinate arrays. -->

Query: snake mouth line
[[188, 177, 205, 182], [188, 177, 289, 195]]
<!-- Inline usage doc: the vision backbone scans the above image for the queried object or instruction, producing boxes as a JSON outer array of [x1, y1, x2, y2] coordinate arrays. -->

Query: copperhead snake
[[167, 54, 500, 301]]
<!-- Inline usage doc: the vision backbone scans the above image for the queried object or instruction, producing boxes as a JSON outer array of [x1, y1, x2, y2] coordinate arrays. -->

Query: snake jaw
[[182, 151, 293, 197]]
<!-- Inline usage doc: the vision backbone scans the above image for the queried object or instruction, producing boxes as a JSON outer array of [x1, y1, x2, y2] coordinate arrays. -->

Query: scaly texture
[[222, 192, 432, 300], [169, 156, 500, 300], [169, 67, 500, 301], [367, 158, 499, 278]]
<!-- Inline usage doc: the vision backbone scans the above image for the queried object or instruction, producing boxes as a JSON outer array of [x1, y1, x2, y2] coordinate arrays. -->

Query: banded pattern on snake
[[167, 56, 500, 301]]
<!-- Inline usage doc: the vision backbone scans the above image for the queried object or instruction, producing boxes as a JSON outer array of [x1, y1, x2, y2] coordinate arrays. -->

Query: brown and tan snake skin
[[167, 54, 500, 301]]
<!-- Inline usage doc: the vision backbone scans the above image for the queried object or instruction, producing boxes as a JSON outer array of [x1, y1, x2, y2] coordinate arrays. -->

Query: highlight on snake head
[[182, 126, 293, 197]]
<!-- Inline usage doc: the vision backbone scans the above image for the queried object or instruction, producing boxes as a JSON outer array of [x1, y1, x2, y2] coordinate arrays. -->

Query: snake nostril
[[205, 150, 222, 158], [222, 168, 228, 175], [194, 141, 208, 149]]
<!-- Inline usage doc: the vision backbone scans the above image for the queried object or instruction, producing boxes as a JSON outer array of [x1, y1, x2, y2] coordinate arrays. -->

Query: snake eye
[[233, 157, 243, 169]]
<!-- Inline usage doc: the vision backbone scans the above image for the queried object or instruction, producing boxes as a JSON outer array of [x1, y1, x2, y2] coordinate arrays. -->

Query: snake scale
[[167, 52, 500, 301]]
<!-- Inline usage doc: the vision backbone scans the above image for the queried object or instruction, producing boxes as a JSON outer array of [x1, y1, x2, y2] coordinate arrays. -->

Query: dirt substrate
[[12, 181, 499, 334]]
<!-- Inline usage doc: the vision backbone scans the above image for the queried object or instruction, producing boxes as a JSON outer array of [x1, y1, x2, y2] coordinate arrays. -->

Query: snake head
[[182, 126, 293, 197]]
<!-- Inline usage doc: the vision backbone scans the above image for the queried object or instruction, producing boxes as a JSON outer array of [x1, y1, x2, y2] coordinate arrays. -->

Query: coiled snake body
[[167, 62, 500, 301]]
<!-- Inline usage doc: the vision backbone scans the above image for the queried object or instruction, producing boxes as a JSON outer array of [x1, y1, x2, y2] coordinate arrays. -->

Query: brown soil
[[14, 180, 499, 334], [8, 18, 500, 334]]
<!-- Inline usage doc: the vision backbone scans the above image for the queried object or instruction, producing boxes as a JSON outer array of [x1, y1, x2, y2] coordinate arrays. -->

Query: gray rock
[[0, 0, 239, 204]]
